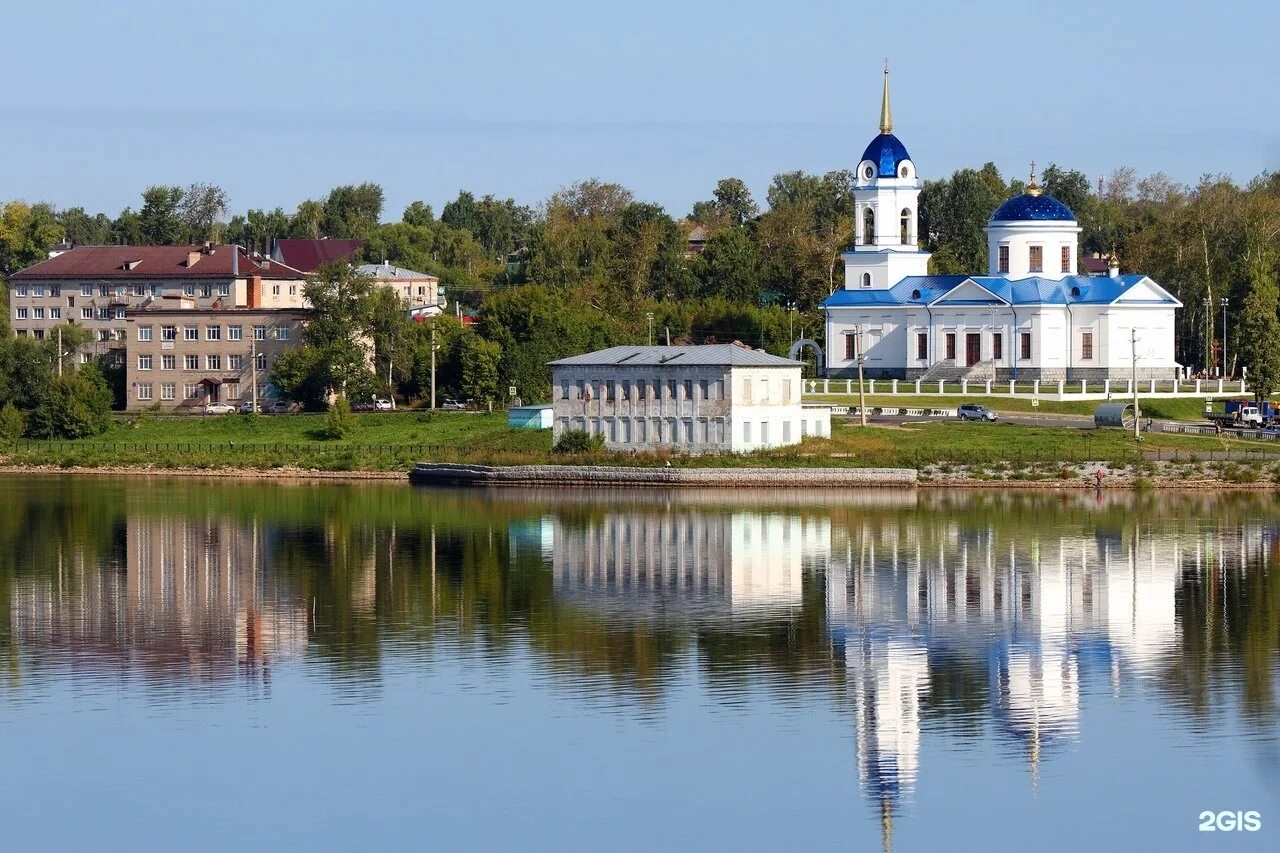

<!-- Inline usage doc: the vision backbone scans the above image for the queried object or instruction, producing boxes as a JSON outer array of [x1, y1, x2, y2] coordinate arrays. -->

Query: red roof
[[12, 245, 306, 280], [272, 239, 363, 273]]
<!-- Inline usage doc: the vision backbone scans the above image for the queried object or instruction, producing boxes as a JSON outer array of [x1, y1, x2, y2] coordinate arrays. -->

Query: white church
[[822, 68, 1182, 382]]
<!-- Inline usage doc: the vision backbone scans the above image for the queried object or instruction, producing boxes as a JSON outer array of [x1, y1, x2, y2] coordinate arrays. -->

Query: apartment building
[[548, 344, 831, 454], [8, 244, 307, 363], [124, 307, 306, 410], [356, 262, 445, 317]]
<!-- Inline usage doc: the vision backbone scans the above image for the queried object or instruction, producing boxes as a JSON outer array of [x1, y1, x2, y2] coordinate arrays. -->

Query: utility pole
[[251, 335, 258, 412], [1131, 328, 1140, 441], [646, 312, 654, 347], [856, 324, 868, 427], [665, 326, 671, 346], [1203, 296, 1212, 376], [1220, 296, 1229, 378], [57, 326, 63, 376], [430, 321, 437, 410]]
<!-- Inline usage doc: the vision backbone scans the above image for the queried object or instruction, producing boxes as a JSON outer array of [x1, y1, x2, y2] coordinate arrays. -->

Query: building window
[[161, 355, 175, 370], [114, 308, 125, 320], [137, 355, 153, 371], [161, 383, 176, 401], [255, 353, 266, 371], [1020, 332, 1032, 360], [275, 326, 291, 341], [183, 285, 195, 297], [81, 285, 92, 297], [862, 207, 875, 245], [49, 308, 60, 319], [162, 325, 177, 341], [253, 326, 266, 341], [138, 326, 152, 342], [993, 333, 1003, 360], [683, 379, 693, 401], [946, 333, 956, 361], [225, 382, 240, 399], [201, 285, 212, 298], [136, 384, 153, 401], [1029, 245, 1043, 273], [184, 384, 201, 399], [33, 330, 44, 340], [743, 421, 752, 443], [33, 308, 45, 320], [15, 308, 27, 320], [229, 354, 244, 370], [917, 332, 928, 360], [272, 285, 281, 296], [96, 308, 109, 320], [761, 422, 769, 445], [218, 283, 230, 297], [1081, 331, 1094, 360], [16, 285, 29, 297], [998, 245, 1010, 273], [81, 308, 93, 319], [184, 354, 199, 370], [184, 325, 198, 341], [289, 285, 297, 296], [845, 333, 856, 360], [151, 285, 161, 296], [132, 285, 145, 297], [206, 325, 221, 341], [228, 325, 242, 341], [782, 379, 792, 403], [206, 354, 221, 370], [1061, 245, 1071, 273], [900, 208, 912, 245], [861, 272, 872, 288], [98, 330, 110, 342]]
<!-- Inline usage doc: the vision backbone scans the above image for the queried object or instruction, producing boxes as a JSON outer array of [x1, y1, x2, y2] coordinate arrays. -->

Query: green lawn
[[2, 409, 1276, 473], [804, 393, 1238, 421]]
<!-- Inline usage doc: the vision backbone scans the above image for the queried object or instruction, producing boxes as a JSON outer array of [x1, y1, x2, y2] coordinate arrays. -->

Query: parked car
[[957, 403, 998, 422], [373, 398, 395, 411], [203, 402, 237, 415], [441, 398, 468, 410], [268, 399, 296, 414], [238, 400, 262, 414]]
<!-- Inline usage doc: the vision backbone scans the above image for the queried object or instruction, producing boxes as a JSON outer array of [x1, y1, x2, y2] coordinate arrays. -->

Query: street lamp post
[[1220, 296, 1229, 379], [1203, 296, 1212, 376]]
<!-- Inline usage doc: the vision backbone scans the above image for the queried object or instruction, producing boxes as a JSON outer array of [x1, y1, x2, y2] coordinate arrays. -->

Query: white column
[[869, 379, 876, 395], [1057, 380, 1064, 395], [891, 379, 898, 394], [846, 379, 852, 394], [1033, 380, 1040, 395], [985, 380, 992, 393], [1173, 378, 1180, 393], [1149, 379, 1156, 394], [1217, 379, 1224, 393], [1008, 380, 1015, 394], [1240, 379, 1247, 393], [961, 379, 968, 394], [1195, 379, 1202, 393], [937, 380, 944, 394], [1126, 378, 1133, 394], [915, 379, 922, 394], [1080, 380, 1087, 394], [823, 379, 829, 394], [1104, 379, 1111, 395]]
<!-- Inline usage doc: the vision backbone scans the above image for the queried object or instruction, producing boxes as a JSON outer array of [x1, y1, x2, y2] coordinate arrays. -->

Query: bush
[[325, 395, 354, 440], [552, 429, 603, 454], [26, 365, 114, 439], [0, 403, 24, 444]]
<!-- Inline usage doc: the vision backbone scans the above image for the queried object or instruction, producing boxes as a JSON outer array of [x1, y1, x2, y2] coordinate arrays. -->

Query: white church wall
[[985, 222, 1081, 279]]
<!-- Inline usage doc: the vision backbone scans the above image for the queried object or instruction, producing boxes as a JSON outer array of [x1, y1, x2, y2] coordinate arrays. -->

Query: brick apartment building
[[8, 244, 307, 364]]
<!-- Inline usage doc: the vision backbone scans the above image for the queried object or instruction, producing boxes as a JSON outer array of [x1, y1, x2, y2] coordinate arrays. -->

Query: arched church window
[[861, 273, 872, 288], [863, 165, 874, 181], [900, 208, 912, 245], [899, 165, 909, 178], [863, 208, 875, 246]]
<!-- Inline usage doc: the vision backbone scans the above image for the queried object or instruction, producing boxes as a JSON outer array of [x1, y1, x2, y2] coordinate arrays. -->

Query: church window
[[861, 272, 872, 288], [900, 208, 912, 245], [1029, 245, 1043, 273], [916, 333, 928, 360], [998, 245, 1010, 273], [1081, 331, 1094, 360], [945, 333, 956, 361], [993, 333, 1003, 360], [1061, 245, 1071, 273], [845, 334, 856, 360], [899, 165, 909, 178], [863, 165, 874, 181], [863, 208, 875, 245], [1020, 332, 1032, 360]]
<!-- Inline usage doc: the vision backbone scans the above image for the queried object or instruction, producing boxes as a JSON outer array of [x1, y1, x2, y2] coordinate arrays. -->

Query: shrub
[[325, 395, 354, 440], [26, 365, 114, 439], [552, 429, 603, 454], [0, 403, 24, 444]]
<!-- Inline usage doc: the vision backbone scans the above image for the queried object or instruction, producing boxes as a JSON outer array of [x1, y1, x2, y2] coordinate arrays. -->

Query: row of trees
[[0, 329, 115, 440], [4, 164, 1280, 403]]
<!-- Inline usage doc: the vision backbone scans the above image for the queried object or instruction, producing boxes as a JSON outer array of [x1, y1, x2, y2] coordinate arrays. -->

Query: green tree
[[57, 207, 113, 245], [919, 164, 1009, 274], [324, 394, 354, 439], [691, 228, 761, 302], [26, 364, 114, 439], [691, 177, 758, 228], [0, 201, 64, 273], [0, 403, 23, 444], [322, 183, 384, 239], [460, 335, 502, 407], [1235, 255, 1280, 403], [138, 186, 185, 244], [178, 183, 229, 243], [402, 201, 434, 227], [289, 199, 326, 239]]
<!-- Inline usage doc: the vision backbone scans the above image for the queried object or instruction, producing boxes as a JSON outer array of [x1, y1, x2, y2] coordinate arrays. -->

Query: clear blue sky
[[3, 0, 1277, 220]]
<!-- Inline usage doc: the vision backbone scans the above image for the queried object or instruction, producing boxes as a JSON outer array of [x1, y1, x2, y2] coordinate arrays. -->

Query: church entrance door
[[965, 334, 981, 367]]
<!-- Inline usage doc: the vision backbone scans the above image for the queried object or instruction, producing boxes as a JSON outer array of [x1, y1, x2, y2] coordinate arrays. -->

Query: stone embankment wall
[[410, 463, 917, 488]]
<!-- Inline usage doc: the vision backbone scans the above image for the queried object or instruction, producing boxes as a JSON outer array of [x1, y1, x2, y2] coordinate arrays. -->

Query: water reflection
[[0, 479, 1276, 851]]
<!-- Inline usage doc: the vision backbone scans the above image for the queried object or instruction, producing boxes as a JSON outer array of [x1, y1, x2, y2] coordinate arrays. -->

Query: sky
[[2, 0, 1277, 221]]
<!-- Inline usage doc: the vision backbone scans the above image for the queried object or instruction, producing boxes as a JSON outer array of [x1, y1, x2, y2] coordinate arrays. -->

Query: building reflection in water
[[548, 511, 830, 621], [10, 514, 307, 690]]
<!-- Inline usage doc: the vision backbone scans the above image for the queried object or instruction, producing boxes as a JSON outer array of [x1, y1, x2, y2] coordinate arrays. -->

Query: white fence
[[805, 377, 1247, 401]]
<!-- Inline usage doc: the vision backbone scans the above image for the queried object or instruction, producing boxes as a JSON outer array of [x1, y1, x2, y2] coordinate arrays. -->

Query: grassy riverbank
[[3, 410, 1279, 474]]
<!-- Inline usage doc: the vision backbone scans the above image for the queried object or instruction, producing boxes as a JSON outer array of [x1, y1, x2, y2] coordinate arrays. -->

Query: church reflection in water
[[4, 486, 1274, 851]]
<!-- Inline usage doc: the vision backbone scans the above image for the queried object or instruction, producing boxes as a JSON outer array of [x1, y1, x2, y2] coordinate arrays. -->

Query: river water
[[0, 476, 1276, 852]]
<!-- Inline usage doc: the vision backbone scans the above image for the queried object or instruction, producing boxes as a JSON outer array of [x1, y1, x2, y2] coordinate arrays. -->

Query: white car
[[203, 402, 237, 415], [373, 398, 395, 411], [238, 400, 262, 414]]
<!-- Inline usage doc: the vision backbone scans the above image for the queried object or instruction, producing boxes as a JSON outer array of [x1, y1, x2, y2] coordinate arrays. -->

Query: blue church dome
[[990, 192, 1076, 222], [860, 133, 911, 178]]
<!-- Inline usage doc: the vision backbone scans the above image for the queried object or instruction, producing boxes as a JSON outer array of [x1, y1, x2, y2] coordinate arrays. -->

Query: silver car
[[957, 403, 998, 422]]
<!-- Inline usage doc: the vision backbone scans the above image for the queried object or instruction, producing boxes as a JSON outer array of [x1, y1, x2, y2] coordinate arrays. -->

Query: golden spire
[[879, 59, 893, 135], [1027, 161, 1042, 196]]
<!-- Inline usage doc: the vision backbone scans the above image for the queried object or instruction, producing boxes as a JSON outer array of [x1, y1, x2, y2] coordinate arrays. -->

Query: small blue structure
[[508, 403, 554, 430]]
